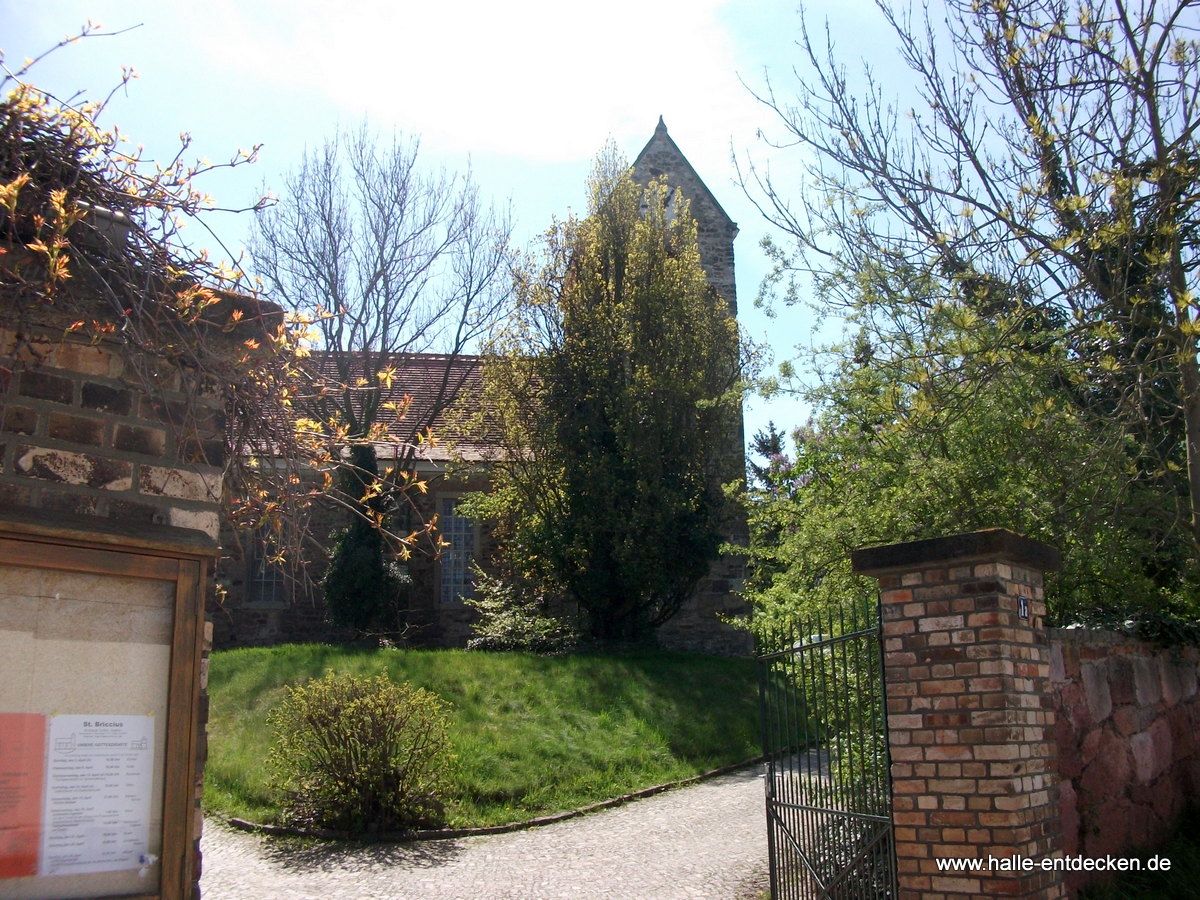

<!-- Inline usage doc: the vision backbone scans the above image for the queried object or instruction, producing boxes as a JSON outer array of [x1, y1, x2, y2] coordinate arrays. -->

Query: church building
[[212, 119, 751, 655]]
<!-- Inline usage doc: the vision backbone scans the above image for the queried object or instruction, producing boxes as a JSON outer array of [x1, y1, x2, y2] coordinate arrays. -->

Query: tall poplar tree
[[476, 147, 745, 644]]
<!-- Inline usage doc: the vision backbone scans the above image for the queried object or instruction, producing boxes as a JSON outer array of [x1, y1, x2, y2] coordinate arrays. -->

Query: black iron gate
[[756, 604, 896, 899]]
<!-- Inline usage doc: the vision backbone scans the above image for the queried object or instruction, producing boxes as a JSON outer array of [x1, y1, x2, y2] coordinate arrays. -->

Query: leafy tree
[[248, 124, 512, 633], [744, 302, 1178, 637], [743, 0, 1200, 583], [472, 146, 745, 644]]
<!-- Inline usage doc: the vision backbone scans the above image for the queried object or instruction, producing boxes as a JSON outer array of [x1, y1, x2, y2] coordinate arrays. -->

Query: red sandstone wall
[[1049, 629, 1200, 894]]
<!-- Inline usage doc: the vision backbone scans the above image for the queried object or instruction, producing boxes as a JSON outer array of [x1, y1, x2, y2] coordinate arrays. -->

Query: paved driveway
[[200, 766, 769, 899]]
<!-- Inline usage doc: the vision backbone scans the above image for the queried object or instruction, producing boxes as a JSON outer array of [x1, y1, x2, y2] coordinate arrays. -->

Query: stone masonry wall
[[1, 324, 226, 539], [1050, 629, 1200, 895], [631, 117, 739, 316]]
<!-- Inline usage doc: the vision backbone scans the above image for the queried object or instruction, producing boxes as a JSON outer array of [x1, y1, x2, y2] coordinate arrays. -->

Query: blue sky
[[2, 0, 899, 452]]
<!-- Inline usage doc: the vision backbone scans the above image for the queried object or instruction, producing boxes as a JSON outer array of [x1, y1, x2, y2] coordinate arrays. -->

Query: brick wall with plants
[[1, 321, 227, 537], [0, 297, 246, 900], [1050, 628, 1200, 895]]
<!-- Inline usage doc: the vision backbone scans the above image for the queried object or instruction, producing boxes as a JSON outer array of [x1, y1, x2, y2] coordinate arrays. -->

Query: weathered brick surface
[[47, 411, 107, 446], [856, 531, 1066, 900], [1049, 628, 1200, 895], [2, 329, 226, 540], [81, 380, 134, 415], [3, 404, 38, 435], [114, 422, 168, 456], [18, 369, 74, 404]]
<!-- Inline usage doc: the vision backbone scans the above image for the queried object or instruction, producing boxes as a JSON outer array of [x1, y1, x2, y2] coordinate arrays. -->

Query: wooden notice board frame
[[0, 512, 212, 900]]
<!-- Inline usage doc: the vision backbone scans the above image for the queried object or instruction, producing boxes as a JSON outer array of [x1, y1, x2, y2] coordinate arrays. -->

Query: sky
[[1, 0, 901, 453]]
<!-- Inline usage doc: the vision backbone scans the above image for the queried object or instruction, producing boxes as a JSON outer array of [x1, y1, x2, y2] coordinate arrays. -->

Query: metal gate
[[756, 604, 896, 899]]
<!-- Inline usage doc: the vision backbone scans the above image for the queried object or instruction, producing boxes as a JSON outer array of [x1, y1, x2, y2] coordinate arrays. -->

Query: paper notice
[[0, 713, 45, 879], [40, 715, 154, 877]]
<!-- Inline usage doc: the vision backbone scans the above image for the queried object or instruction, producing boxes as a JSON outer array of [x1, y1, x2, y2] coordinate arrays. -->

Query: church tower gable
[[631, 117, 739, 316]]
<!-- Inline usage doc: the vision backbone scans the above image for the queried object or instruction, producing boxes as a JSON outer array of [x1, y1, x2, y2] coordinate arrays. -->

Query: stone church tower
[[631, 117, 740, 317], [631, 118, 752, 655]]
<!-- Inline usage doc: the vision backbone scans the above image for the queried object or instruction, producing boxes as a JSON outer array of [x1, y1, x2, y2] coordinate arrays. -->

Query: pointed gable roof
[[631, 116, 738, 238]]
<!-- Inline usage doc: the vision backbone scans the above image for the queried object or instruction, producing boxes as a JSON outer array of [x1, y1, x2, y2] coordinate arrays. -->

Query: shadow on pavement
[[258, 833, 466, 874]]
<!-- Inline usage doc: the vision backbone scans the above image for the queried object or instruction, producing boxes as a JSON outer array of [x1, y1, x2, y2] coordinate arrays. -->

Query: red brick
[[114, 423, 167, 456], [2, 404, 38, 434], [81, 381, 133, 414], [921, 679, 967, 695]]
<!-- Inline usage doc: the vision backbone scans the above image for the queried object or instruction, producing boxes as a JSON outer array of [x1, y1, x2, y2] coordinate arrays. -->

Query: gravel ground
[[200, 765, 770, 900]]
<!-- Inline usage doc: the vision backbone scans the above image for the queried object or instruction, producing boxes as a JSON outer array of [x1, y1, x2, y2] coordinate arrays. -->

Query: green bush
[[266, 671, 453, 833]]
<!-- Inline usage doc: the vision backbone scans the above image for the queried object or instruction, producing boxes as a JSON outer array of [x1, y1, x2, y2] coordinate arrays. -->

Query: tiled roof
[[301, 351, 498, 462]]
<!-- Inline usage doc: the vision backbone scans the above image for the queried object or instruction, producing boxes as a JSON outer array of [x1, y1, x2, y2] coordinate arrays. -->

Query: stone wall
[[1, 325, 225, 540], [631, 116, 739, 315], [1050, 628, 1200, 894], [656, 546, 752, 656]]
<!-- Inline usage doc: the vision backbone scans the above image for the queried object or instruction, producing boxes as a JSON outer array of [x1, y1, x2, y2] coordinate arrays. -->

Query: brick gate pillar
[[852, 529, 1066, 899]]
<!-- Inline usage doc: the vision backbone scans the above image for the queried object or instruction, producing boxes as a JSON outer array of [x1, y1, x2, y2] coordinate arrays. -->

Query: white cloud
[[193, 0, 755, 162]]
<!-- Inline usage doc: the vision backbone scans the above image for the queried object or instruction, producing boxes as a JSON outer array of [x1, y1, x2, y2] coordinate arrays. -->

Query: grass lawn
[[203, 644, 761, 829]]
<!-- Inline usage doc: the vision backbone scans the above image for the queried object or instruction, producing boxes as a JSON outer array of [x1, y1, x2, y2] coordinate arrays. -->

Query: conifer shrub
[[267, 671, 452, 833], [322, 445, 412, 635]]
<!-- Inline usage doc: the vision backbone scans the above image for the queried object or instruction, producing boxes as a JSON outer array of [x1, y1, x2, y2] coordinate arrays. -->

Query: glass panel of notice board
[[0, 531, 205, 900]]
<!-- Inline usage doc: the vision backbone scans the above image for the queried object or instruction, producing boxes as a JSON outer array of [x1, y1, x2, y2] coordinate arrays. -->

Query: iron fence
[[756, 604, 896, 899]]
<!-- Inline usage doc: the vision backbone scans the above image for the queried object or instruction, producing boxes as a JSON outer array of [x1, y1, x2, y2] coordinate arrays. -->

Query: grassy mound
[[203, 645, 760, 828]]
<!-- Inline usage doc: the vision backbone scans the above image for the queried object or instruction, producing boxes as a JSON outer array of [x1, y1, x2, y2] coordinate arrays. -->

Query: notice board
[[0, 519, 208, 900]]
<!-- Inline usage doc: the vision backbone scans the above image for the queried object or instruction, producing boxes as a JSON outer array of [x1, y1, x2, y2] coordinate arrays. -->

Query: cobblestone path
[[200, 766, 769, 899]]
